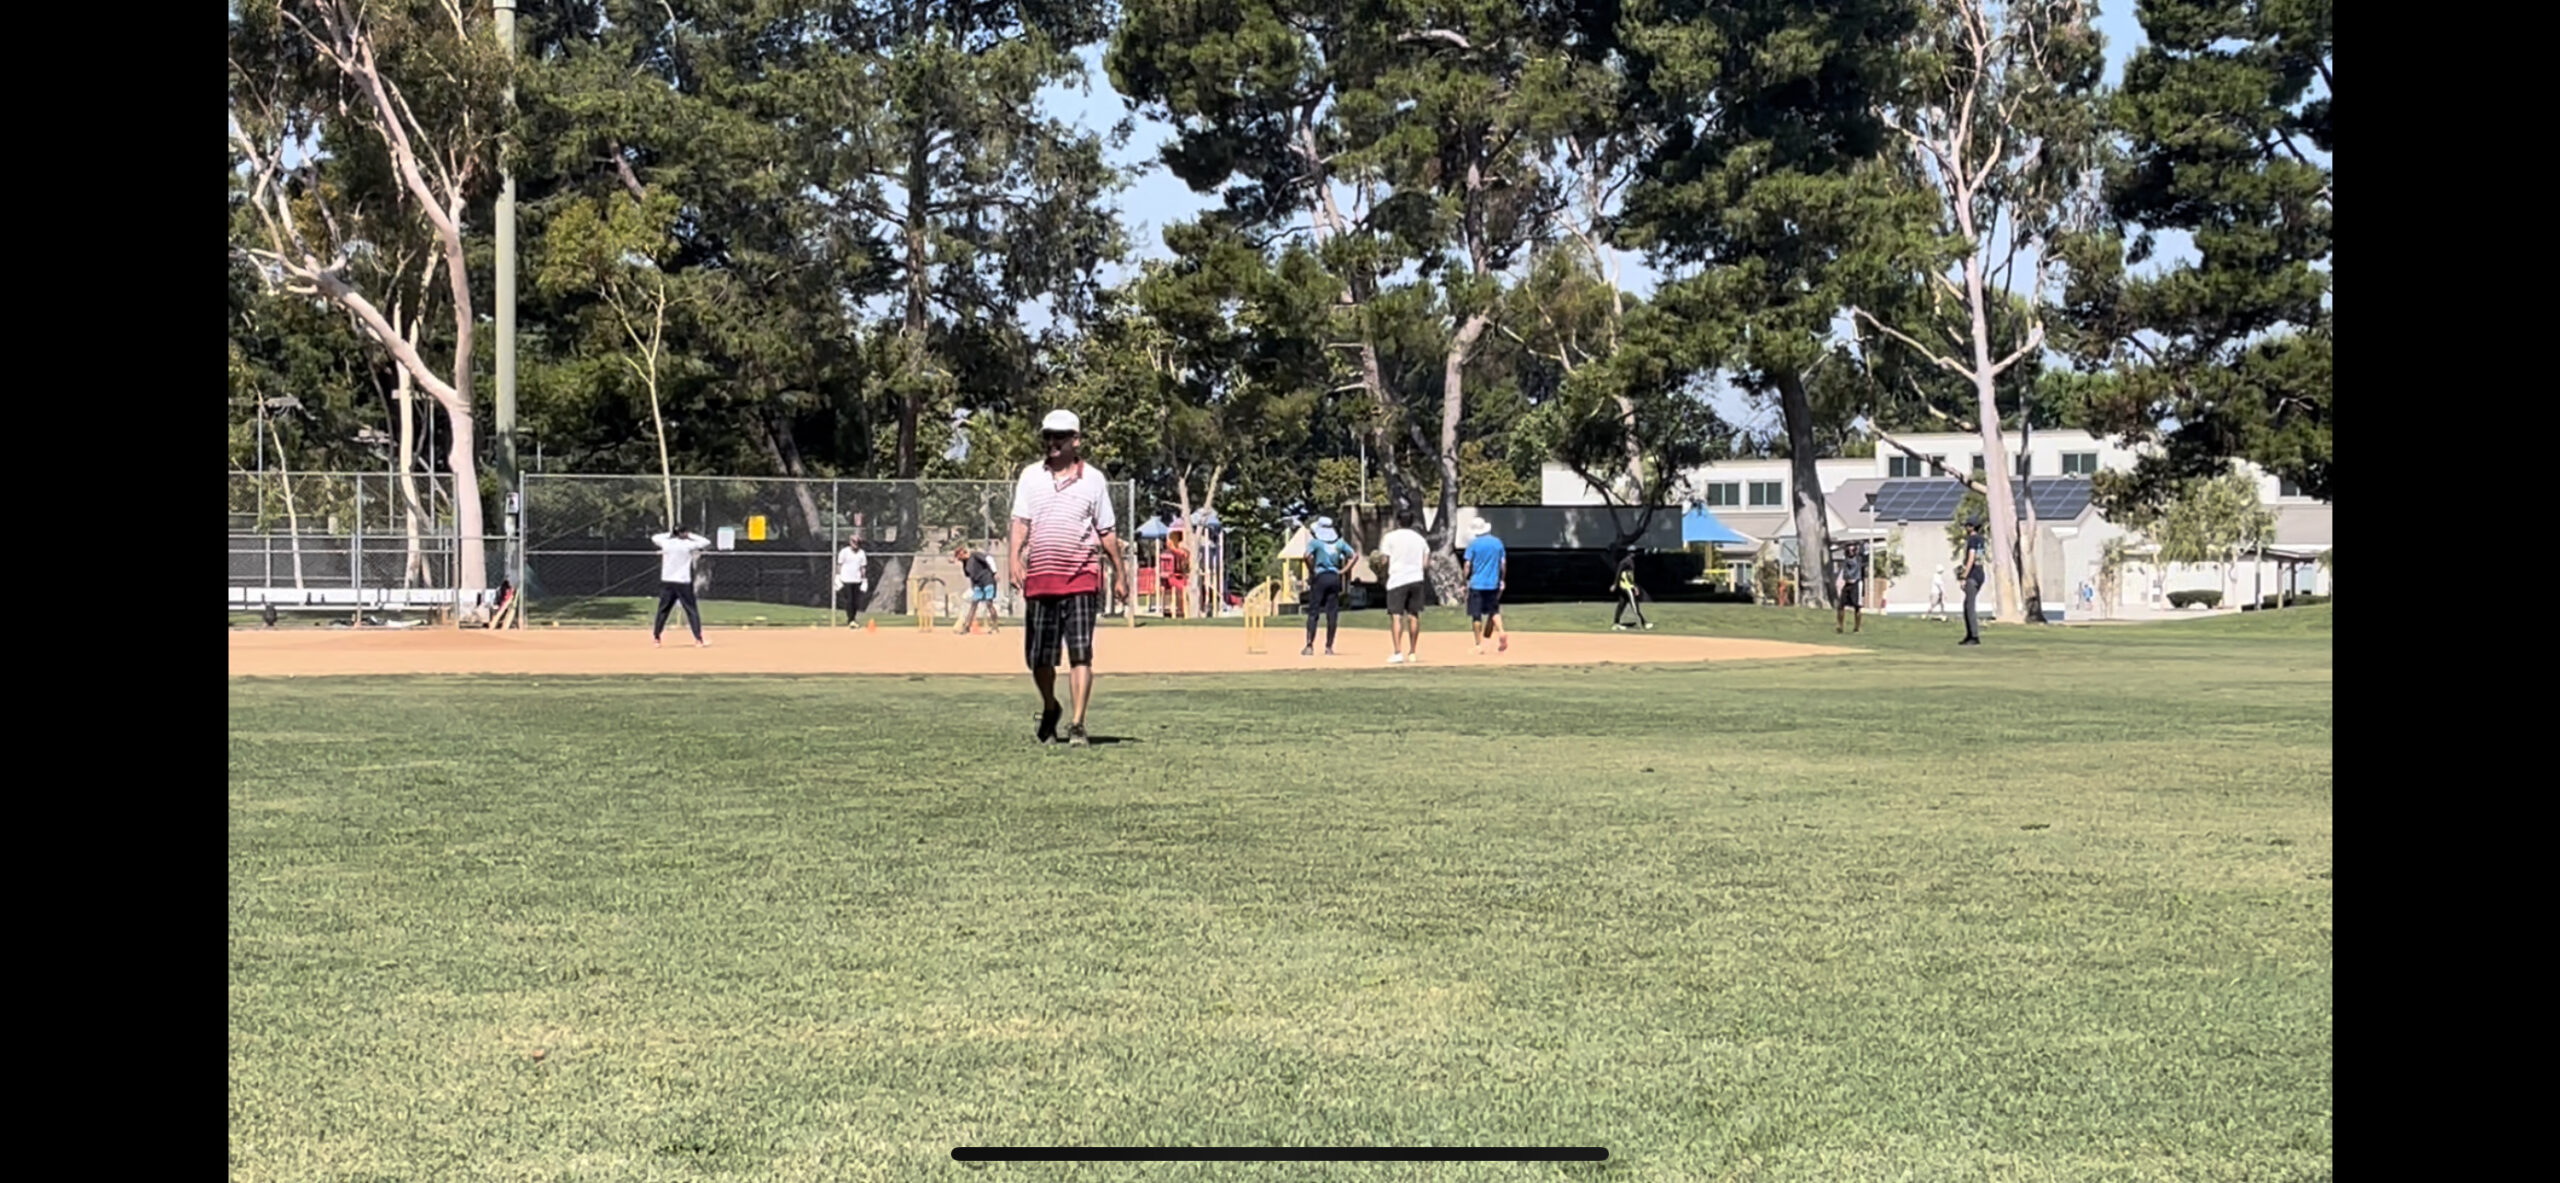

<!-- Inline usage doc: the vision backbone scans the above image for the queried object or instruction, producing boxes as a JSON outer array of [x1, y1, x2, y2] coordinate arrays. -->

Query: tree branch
[[1852, 307, 1977, 380], [607, 141, 649, 202], [1989, 323, 2046, 377], [1397, 29, 1473, 51]]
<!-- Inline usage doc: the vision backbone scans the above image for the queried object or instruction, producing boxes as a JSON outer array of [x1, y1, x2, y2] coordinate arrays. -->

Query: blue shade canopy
[[1682, 505, 1751, 545], [1136, 517, 1172, 539]]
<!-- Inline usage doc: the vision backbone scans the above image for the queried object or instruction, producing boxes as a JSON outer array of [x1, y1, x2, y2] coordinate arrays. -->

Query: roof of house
[[1715, 511, 1791, 542], [1827, 478, 1887, 531], [2273, 503, 2331, 547]]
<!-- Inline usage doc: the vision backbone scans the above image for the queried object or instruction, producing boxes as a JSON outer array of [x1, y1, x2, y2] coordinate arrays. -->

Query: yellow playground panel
[[1278, 556, 1308, 606], [1242, 580, 1277, 654]]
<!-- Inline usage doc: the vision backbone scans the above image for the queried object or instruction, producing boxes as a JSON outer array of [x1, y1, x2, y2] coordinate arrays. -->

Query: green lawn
[[229, 606, 2332, 1182]]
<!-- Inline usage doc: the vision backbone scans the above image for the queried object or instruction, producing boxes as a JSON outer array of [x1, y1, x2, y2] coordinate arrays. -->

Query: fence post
[[514, 473, 529, 627], [353, 476, 366, 604]]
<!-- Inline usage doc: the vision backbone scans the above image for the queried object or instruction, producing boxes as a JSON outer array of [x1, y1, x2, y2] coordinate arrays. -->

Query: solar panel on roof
[[1869, 476, 2095, 522]]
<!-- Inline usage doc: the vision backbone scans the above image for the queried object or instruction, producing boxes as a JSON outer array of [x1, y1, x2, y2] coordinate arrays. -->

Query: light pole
[[493, 0, 519, 490]]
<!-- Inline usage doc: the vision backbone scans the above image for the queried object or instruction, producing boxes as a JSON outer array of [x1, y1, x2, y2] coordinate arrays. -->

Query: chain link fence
[[228, 470, 477, 603], [518, 474, 1139, 621]]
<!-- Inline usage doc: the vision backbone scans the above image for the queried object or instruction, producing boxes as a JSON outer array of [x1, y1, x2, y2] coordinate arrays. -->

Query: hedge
[[2166, 590, 2224, 609]]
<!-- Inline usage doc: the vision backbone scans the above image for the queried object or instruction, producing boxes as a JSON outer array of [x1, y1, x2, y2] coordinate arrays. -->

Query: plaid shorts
[[1023, 592, 1100, 670]]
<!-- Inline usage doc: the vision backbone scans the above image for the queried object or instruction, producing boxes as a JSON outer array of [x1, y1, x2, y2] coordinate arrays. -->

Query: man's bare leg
[[1033, 665, 1063, 742], [1069, 663, 1096, 728]]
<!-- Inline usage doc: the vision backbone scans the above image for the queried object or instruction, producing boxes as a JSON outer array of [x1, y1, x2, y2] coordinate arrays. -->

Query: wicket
[[909, 576, 946, 632], [1242, 580, 1276, 654]]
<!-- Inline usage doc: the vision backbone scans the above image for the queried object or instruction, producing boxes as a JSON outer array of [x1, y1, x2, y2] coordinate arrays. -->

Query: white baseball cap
[[1040, 409, 1081, 434]]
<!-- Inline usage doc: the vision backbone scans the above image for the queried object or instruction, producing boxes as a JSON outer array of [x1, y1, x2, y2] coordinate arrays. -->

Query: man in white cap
[[1008, 409, 1131, 746], [1301, 514, 1355, 657]]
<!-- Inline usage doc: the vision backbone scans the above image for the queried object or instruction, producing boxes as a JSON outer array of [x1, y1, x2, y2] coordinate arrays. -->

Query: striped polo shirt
[[1010, 459, 1116, 598]]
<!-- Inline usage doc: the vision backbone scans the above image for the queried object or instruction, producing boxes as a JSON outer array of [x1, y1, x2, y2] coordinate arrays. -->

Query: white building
[[1536, 430, 2331, 616]]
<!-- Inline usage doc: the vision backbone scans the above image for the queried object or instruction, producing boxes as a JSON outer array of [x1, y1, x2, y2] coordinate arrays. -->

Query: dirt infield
[[228, 622, 1859, 678]]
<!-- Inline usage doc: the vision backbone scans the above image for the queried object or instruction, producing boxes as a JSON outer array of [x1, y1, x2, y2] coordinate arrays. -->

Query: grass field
[[228, 604, 2332, 1182]]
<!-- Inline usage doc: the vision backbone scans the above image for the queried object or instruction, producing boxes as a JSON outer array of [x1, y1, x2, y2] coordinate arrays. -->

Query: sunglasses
[[1042, 431, 1079, 442]]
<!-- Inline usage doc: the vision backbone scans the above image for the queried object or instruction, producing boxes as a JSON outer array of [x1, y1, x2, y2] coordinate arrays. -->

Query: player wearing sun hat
[[1007, 409, 1131, 746], [1301, 515, 1355, 657]]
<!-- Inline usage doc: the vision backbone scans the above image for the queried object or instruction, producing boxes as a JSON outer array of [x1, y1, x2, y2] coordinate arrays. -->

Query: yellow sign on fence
[[747, 515, 768, 541]]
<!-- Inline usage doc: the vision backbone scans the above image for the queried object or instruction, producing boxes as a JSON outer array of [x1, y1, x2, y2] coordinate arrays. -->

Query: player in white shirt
[[1379, 508, 1432, 664], [1008, 409, 1130, 747], [833, 537, 869, 626], [650, 527, 712, 647]]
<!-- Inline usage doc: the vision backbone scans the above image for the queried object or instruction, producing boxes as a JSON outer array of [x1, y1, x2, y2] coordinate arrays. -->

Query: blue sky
[[1031, 4, 2168, 434]]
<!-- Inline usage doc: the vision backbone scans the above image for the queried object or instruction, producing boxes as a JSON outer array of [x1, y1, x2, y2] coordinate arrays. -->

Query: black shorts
[[1839, 583, 1863, 603], [1023, 592, 1100, 670], [1387, 582, 1426, 616], [1468, 587, 1502, 619]]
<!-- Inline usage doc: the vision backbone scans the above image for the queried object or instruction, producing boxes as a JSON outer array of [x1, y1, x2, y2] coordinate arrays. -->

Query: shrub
[[2252, 593, 2329, 610], [2167, 589, 2223, 609]]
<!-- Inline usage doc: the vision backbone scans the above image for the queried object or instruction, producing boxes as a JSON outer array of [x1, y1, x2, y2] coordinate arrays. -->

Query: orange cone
[[864, 618, 876, 633]]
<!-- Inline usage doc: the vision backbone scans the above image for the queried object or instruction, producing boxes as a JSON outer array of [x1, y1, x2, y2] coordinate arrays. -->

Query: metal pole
[[492, 0, 520, 494], [355, 476, 366, 600]]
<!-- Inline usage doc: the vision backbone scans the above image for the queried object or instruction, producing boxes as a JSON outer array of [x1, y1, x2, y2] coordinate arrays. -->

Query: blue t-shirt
[[1307, 536, 1353, 573], [1464, 535, 1505, 590]]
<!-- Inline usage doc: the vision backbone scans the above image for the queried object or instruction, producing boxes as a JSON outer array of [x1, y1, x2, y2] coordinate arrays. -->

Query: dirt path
[[228, 623, 1860, 678]]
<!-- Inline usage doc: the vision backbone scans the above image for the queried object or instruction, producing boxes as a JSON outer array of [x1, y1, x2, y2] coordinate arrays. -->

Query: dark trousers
[[1303, 571, 1343, 648], [1962, 576, 1983, 640], [1615, 587, 1648, 626], [655, 581, 703, 641], [838, 583, 868, 623]]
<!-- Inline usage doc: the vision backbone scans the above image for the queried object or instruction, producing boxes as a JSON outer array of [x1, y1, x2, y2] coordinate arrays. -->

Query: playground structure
[[1133, 509, 1231, 619]]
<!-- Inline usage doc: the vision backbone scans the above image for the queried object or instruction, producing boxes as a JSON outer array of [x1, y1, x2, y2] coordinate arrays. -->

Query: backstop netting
[[518, 474, 1139, 621]]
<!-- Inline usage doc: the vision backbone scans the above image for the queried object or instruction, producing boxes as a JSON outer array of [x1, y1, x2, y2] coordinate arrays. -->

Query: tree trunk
[[394, 329, 427, 589], [1775, 366, 1833, 609], [269, 414, 306, 590], [1426, 313, 1490, 603], [758, 412, 827, 541], [879, 129, 935, 615], [1960, 255, 2024, 623]]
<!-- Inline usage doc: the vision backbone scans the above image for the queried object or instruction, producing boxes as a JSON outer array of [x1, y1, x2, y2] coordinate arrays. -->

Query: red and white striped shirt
[[1011, 459, 1116, 597]]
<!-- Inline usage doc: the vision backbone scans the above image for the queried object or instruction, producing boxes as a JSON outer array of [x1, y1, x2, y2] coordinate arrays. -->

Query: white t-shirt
[[1010, 459, 1117, 597], [653, 532, 710, 583], [836, 545, 867, 588], [1381, 528, 1430, 589]]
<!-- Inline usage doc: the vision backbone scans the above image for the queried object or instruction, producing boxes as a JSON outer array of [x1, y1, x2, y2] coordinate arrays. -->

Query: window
[[2279, 477, 2302, 497], [2016, 452, 2033, 478], [2061, 452, 2099, 476], [1889, 455, 1932, 478], [1970, 454, 1987, 475], [1748, 480, 1784, 507], [1704, 482, 1741, 507]]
